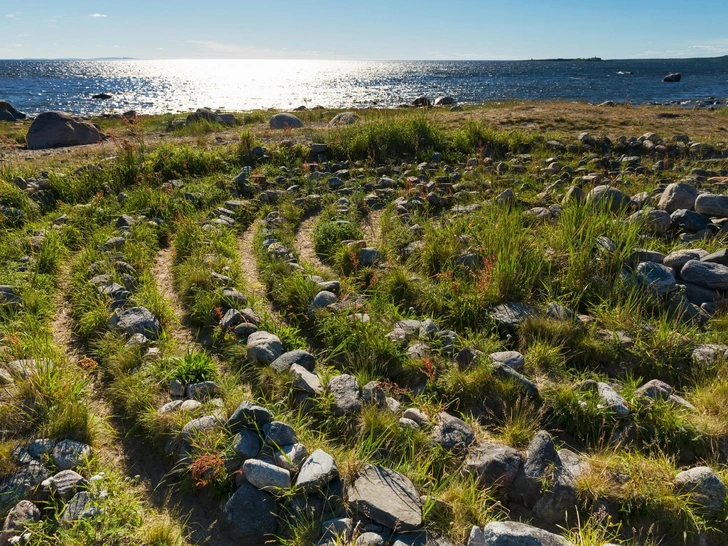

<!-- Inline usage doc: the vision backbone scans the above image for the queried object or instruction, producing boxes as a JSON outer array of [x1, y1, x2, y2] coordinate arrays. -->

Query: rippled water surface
[[1, 58, 727, 115]]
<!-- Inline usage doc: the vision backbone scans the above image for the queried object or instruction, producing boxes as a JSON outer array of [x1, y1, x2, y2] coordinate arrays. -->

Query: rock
[[462, 443, 522, 489], [273, 443, 308, 472], [180, 415, 222, 442], [0, 462, 48, 511], [263, 421, 298, 447], [695, 193, 728, 217], [0, 286, 21, 307], [60, 491, 93, 525], [511, 431, 559, 505], [110, 307, 161, 340], [492, 363, 539, 398], [403, 408, 429, 426], [328, 374, 361, 416], [269, 113, 303, 130], [295, 450, 339, 491], [27, 439, 54, 459], [46, 470, 85, 500], [692, 344, 728, 367], [434, 96, 456, 106], [220, 308, 243, 329], [701, 249, 728, 266], [545, 303, 575, 321], [347, 464, 422, 531], [242, 459, 291, 493], [0, 500, 40, 544], [329, 112, 359, 126], [227, 401, 274, 432], [455, 347, 483, 369], [634, 262, 677, 295], [359, 247, 384, 266], [320, 517, 353, 544], [586, 185, 632, 212], [629, 209, 671, 235], [169, 379, 185, 398], [658, 183, 698, 212], [310, 291, 338, 311], [52, 440, 92, 471], [289, 364, 323, 395], [221, 288, 247, 308], [482, 521, 571, 546], [222, 483, 277, 545], [663, 73, 682, 82], [246, 331, 283, 364], [270, 350, 316, 373], [634, 379, 673, 400], [186, 381, 220, 400], [680, 260, 728, 290], [0, 101, 26, 121], [431, 412, 474, 450], [356, 532, 386, 546], [597, 382, 630, 417], [233, 429, 262, 459], [674, 467, 727, 517], [487, 303, 538, 332], [361, 381, 386, 407], [26, 112, 101, 150], [489, 351, 525, 371], [664, 249, 708, 271], [670, 209, 710, 232], [467, 526, 486, 546]]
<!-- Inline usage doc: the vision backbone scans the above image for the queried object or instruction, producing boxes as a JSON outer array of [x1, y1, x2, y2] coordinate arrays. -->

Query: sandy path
[[294, 214, 337, 279], [152, 246, 198, 351]]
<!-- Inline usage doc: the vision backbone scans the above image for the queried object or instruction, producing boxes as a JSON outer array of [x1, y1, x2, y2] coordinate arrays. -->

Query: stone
[[295, 450, 339, 491], [27, 439, 54, 459], [159, 400, 184, 414], [227, 401, 274, 432], [597, 382, 630, 417], [269, 113, 303, 130], [270, 350, 316, 373], [658, 183, 698, 212], [492, 363, 539, 398], [434, 96, 456, 106], [180, 415, 222, 442], [489, 351, 525, 371], [289, 364, 323, 395], [263, 421, 298, 447], [110, 307, 161, 340], [310, 291, 338, 311], [329, 112, 360, 126], [692, 344, 728, 367], [273, 443, 308, 472], [674, 466, 727, 517], [670, 209, 710, 232], [487, 303, 538, 332], [634, 262, 677, 295], [545, 303, 575, 321], [680, 260, 728, 290], [403, 408, 429, 426], [46, 470, 85, 500], [0, 101, 26, 121], [511, 431, 560, 505], [462, 442, 522, 489], [664, 249, 709, 271], [482, 521, 571, 546], [455, 347, 483, 369], [695, 193, 728, 218], [233, 429, 262, 459], [431, 412, 474, 450], [320, 517, 353, 544], [0, 286, 21, 307], [221, 287, 247, 308], [52, 440, 92, 471], [629, 209, 671, 235], [60, 491, 93, 525], [361, 381, 386, 407], [586, 185, 632, 212], [242, 459, 291, 493], [359, 248, 384, 266], [246, 331, 283, 364], [169, 379, 185, 398], [356, 532, 386, 546], [26, 112, 101, 150], [347, 464, 422, 531], [0, 462, 48, 512], [0, 500, 40, 544], [399, 418, 420, 430], [634, 379, 673, 400], [222, 483, 277, 545], [185, 381, 220, 400], [328, 374, 361, 416], [220, 308, 243, 329], [467, 526, 486, 546], [701, 249, 728, 266]]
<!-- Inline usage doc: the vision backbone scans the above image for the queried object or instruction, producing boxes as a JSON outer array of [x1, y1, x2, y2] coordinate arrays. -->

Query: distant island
[[540, 57, 603, 62]]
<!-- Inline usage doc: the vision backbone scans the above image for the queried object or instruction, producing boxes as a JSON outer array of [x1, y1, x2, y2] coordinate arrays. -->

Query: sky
[[1, 0, 728, 61]]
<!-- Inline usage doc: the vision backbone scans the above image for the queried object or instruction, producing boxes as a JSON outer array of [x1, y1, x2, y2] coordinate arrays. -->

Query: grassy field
[[1, 102, 727, 545]]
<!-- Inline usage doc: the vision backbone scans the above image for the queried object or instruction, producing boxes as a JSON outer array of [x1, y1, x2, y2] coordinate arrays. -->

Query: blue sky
[[2, 0, 728, 60]]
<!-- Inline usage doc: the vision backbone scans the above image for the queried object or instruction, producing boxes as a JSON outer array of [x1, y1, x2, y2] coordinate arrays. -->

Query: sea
[[0, 58, 727, 116]]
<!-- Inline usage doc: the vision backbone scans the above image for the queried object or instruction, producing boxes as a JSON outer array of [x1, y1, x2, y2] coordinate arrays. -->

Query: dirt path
[[294, 214, 337, 279], [152, 246, 198, 351], [363, 208, 386, 248], [50, 265, 84, 365], [238, 222, 281, 327]]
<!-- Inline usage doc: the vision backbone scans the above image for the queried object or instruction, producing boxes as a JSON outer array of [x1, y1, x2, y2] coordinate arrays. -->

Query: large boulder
[[658, 183, 698, 212], [347, 464, 422, 531], [26, 111, 101, 150], [695, 193, 728, 218], [482, 521, 571, 546], [680, 260, 728, 290], [269, 113, 303, 130], [222, 483, 278, 545], [674, 466, 727, 517], [0, 101, 26, 121]]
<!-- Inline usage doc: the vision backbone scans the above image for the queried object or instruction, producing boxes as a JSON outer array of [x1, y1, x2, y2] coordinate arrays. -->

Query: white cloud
[[6, 14, 15, 18], [89, 13, 107, 18]]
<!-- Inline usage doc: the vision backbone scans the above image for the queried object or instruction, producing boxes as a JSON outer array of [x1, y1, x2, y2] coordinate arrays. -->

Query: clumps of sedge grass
[[167, 352, 218, 384]]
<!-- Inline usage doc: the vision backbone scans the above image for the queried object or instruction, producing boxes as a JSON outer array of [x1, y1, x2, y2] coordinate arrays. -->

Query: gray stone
[[634, 261, 677, 295], [0, 286, 21, 307], [492, 363, 539, 398], [692, 344, 728, 367], [0, 462, 48, 511], [359, 248, 384, 266], [269, 113, 303, 130], [658, 182, 698, 212], [52, 440, 92, 471], [431, 412, 474, 450], [27, 439, 54, 459], [670, 209, 710, 232], [169, 379, 185, 398], [0, 500, 40, 544], [220, 308, 243, 329], [270, 350, 316, 373], [695, 193, 728, 218], [629, 209, 671, 235], [26, 112, 101, 150], [597, 382, 630, 417], [110, 307, 161, 340], [227, 401, 274, 432], [511, 431, 560, 506], [295, 449, 339, 491], [680, 260, 728, 290], [347, 464, 422, 531], [222, 483, 277, 545], [634, 379, 673, 400], [320, 517, 353, 544], [403, 408, 429, 426], [482, 521, 571, 546], [273, 443, 308, 472], [328, 374, 361, 416], [361, 381, 386, 407], [455, 347, 483, 369], [233, 429, 262, 459], [289, 364, 323, 395], [181, 415, 222, 442], [674, 466, 727, 517], [242, 459, 291, 493], [60, 491, 93, 525], [462, 442, 522, 489], [701, 249, 728, 266], [587, 185, 632, 212], [185, 381, 220, 400], [399, 418, 420, 430], [487, 302, 538, 332], [46, 470, 85, 500], [489, 351, 525, 371], [310, 291, 338, 311], [221, 287, 247, 308], [180, 400, 202, 412], [545, 303, 575, 321], [468, 526, 486, 546], [246, 331, 283, 364], [159, 400, 184, 414], [356, 532, 386, 546], [664, 249, 708, 271], [263, 421, 298, 447], [396, 320, 423, 338], [329, 112, 359, 126]]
